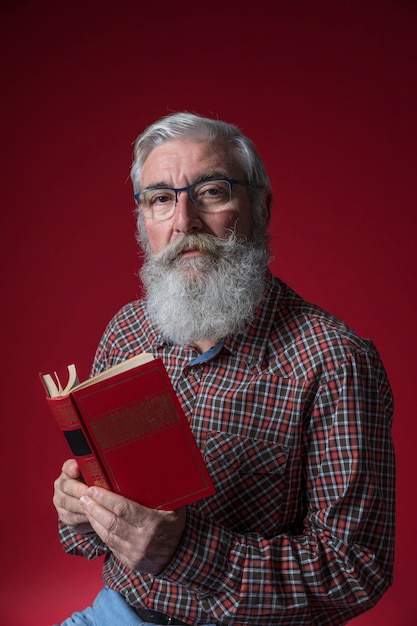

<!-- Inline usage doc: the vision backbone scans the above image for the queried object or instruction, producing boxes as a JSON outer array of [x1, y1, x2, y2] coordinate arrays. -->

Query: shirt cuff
[[159, 508, 243, 595]]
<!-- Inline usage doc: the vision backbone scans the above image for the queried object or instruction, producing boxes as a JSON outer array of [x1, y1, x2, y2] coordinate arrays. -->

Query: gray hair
[[130, 112, 272, 244]]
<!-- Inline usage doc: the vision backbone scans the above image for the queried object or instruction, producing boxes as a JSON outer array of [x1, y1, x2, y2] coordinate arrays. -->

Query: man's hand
[[79, 486, 186, 575], [53, 459, 93, 534]]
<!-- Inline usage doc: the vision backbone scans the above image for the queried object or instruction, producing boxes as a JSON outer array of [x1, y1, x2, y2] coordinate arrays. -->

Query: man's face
[[140, 138, 253, 255]]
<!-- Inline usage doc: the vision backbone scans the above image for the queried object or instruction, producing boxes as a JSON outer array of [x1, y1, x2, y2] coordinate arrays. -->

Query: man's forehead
[[141, 138, 238, 185]]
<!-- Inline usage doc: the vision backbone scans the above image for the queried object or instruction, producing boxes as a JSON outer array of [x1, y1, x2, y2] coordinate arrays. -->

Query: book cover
[[40, 357, 215, 510]]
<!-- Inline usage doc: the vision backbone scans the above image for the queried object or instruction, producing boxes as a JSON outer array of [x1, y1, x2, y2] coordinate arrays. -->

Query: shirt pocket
[[200, 432, 289, 535]]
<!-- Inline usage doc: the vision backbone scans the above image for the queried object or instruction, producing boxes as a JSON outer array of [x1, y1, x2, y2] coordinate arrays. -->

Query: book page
[[41, 353, 154, 398]]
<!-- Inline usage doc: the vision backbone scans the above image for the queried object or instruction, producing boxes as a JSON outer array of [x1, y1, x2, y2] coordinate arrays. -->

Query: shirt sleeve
[[153, 344, 395, 624], [58, 519, 110, 559]]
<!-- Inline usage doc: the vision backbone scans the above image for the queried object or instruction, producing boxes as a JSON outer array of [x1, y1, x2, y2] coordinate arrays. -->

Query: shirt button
[[189, 366, 201, 381]]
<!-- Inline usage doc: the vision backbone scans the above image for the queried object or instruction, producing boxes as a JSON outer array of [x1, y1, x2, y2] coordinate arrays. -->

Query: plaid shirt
[[59, 270, 395, 625]]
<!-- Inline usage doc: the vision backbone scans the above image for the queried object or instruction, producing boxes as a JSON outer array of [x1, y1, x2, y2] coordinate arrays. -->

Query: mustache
[[153, 233, 239, 265]]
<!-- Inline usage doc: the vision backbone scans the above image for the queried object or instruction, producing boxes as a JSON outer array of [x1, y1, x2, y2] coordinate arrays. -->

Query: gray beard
[[140, 233, 268, 347]]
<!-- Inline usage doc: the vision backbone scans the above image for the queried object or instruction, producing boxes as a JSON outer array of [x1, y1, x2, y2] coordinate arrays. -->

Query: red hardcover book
[[39, 354, 215, 510]]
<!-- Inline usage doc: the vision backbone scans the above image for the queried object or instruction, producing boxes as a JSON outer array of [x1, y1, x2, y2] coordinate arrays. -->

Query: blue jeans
[[56, 585, 160, 625]]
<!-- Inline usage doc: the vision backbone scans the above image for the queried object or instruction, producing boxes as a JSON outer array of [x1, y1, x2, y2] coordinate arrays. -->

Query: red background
[[1, 1, 416, 624]]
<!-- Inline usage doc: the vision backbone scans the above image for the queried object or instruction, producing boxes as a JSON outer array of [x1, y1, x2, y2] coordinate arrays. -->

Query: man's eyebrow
[[192, 171, 229, 183], [143, 171, 230, 191], [142, 181, 170, 191]]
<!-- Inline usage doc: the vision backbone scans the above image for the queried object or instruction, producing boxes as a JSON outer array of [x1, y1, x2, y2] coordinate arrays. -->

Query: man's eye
[[204, 185, 221, 196], [203, 184, 222, 196], [196, 182, 229, 201], [149, 192, 173, 205]]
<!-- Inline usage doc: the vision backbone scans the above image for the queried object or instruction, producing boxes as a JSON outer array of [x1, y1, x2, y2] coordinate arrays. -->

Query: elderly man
[[53, 112, 395, 626]]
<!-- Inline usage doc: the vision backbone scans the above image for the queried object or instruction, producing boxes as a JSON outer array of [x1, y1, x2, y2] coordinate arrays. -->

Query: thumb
[[62, 458, 82, 479]]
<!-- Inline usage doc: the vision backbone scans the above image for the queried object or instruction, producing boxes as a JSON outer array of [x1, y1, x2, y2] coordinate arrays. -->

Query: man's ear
[[262, 191, 273, 230]]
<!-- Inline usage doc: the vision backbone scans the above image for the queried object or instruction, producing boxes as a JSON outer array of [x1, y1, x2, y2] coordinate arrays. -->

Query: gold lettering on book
[[90, 394, 178, 451], [54, 403, 81, 428], [82, 457, 109, 489]]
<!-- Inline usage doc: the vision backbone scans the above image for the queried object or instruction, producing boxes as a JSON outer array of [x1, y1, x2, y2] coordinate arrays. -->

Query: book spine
[[47, 395, 112, 491]]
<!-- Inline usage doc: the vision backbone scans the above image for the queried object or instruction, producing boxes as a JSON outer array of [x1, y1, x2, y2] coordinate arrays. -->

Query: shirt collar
[[189, 339, 226, 366], [223, 269, 281, 366]]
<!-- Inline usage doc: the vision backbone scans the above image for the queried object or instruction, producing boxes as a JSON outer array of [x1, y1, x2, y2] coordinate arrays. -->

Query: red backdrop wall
[[1, 1, 416, 624]]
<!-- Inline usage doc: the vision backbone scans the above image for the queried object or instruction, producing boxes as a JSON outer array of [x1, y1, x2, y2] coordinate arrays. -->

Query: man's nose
[[172, 190, 203, 233]]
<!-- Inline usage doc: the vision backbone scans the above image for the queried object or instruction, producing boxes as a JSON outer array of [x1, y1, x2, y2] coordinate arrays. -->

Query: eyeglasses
[[134, 177, 250, 221]]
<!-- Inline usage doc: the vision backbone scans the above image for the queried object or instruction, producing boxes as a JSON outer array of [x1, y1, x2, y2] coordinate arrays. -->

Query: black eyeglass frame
[[133, 177, 251, 208]]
